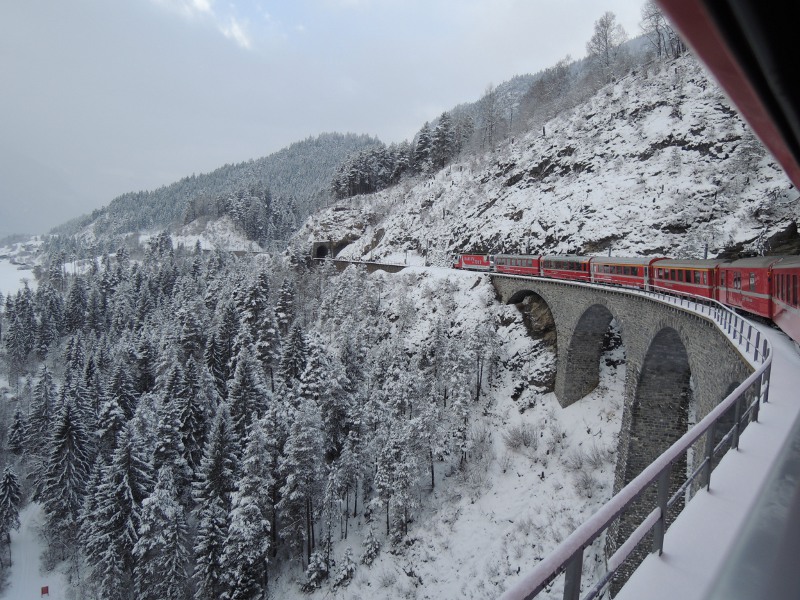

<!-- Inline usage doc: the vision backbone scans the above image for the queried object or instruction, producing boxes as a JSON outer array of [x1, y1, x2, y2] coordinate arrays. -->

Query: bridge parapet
[[492, 274, 756, 591]]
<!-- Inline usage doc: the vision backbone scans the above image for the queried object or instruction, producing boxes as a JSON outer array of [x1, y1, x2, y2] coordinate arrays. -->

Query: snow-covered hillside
[[267, 266, 625, 600], [297, 55, 799, 262]]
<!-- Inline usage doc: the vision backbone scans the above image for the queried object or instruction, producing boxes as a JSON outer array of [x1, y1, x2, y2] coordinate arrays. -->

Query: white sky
[[0, 0, 644, 234]]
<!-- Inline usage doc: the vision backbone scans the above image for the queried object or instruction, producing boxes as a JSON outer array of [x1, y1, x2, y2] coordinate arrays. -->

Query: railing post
[[563, 550, 584, 600], [652, 464, 672, 555], [761, 363, 772, 405], [704, 422, 716, 491], [746, 324, 752, 353], [732, 392, 743, 450], [754, 331, 761, 362], [753, 373, 764, 423]]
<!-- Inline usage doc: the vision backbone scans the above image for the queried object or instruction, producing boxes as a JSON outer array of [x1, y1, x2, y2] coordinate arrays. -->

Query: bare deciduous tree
[[586, 11, 628, 82]]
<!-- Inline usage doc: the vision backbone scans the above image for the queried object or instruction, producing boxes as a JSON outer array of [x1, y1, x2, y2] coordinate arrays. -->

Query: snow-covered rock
[[297, 55, 799, 263]]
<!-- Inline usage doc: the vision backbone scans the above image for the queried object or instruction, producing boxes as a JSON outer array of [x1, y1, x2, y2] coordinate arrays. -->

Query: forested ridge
[[50, 133, 381, 255]]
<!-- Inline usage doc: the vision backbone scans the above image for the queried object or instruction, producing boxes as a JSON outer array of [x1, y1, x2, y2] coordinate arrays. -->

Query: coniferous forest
[[0, 234, 508, 598]]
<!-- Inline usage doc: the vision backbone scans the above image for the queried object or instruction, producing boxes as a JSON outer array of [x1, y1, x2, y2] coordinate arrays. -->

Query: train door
[[720, 269, 729, 304]]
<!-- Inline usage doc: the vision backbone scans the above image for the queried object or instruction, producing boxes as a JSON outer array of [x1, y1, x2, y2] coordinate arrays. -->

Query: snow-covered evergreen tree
[[278, 398, 323, 565], [133, 466, 190, 600], [0, 467, 21, 565], [85, 426, 153, 600], [193, 403, 237, 600], [221, 420, 273, 600], [39, 397, 93, 557]]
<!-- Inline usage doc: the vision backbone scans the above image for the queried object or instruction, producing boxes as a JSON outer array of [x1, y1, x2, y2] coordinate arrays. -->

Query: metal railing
[[498, 279, 773, 600]]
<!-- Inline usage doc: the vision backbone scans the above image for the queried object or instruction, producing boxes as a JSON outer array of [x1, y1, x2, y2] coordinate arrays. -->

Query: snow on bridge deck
[[616, 324, 800, 600]]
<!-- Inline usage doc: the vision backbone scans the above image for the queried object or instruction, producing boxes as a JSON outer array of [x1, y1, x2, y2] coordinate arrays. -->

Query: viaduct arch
[[492, 275, 753, 587]]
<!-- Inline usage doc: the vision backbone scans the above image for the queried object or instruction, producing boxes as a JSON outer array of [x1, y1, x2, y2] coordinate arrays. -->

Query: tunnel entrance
[[315, 244, 330, 259]]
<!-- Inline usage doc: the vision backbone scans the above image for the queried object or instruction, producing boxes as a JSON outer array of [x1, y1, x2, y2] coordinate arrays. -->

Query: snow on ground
[[172, 215, 262, 252], [0, 259, 36, 298], [1, 503, 70, 600], [615, 326, 800, 600], [285, 266, 626, 599]]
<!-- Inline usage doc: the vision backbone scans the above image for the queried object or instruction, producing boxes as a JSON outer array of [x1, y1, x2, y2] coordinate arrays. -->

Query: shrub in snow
[[503, 422, 539, 452], [361, 526, 381, 565], [333, 547, 357, 588], [302, 551, 329, 591]]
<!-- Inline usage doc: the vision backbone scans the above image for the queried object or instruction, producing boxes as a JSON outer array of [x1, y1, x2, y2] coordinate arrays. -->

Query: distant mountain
[[51, 132, 382, 248]]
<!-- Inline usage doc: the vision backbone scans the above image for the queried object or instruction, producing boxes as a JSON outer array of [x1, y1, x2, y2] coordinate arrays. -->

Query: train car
[[590, 256, 664, 290], [771, 256, 800, 344], [651, 259, 726, 298], [494, 254, 541, 276], [453, 254, 492, 271], [541, 255, 593, 282], [718, 257, 782, 319]]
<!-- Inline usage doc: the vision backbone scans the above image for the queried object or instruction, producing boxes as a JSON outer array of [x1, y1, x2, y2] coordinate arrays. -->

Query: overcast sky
[[0, 0, 644, 235]]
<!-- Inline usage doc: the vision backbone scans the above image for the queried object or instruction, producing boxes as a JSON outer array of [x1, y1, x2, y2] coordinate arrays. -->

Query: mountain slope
[[297, 55, 799, 262], [52, 132, 381, 243]]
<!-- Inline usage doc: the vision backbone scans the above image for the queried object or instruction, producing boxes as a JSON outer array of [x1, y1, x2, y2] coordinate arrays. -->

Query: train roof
[[542, 254, 591, 262], [654, 258, 729, 269], [591, 256, 663, 266], [721, 257, 784, 269], [494, 253, 541, 259], [772, 256, 800, 270]]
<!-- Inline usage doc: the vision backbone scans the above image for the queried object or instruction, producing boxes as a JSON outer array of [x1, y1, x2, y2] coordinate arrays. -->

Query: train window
[[794, 275, 798, 306], [657, 268, 664, 278], [703, 272, 708, 285], [632, 267, 638, 276], [693, 271, 700, 284], [749, 273, 755, 291], [721, 271, 726, 286]]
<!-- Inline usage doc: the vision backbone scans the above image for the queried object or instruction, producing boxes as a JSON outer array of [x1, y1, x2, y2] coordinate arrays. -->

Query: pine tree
[[152, 393, 191, 502], [279, 323, 307, 389], [40, 398, 93, 557], [193, 403, 237, 600], [64, 276, 88, 334], [86, 427, 153, 599], [7, 410, 25, 455], [278, 399, 323, 565], [274, 279, 295, 336], [0, 467, 21, 566], [221, 421, 273, 600], [227, 346, 269, 448], [133, 466, 190, 600], [180, 356, 212, 473]]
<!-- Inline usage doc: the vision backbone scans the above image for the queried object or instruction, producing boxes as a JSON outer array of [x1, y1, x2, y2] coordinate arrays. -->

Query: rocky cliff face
[[297, 55, 798, 263]]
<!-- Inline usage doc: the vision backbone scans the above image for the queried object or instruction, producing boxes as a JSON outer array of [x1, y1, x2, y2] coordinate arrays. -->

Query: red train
[[454, 253, 800, 344]]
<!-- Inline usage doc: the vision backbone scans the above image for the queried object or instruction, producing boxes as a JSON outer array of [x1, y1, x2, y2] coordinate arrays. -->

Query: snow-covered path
[[616, 325, 800, 600], [1, 504, 68, 600]]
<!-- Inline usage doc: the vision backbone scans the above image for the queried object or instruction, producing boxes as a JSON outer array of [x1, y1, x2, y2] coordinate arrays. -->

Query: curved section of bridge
[[492, 274, 755, 589]]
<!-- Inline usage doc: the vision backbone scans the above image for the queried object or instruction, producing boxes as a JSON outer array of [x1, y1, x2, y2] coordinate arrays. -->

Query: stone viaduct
[[491, 274, 754, 588]]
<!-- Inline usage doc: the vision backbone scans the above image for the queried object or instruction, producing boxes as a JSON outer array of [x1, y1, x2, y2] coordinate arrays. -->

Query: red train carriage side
[[453, 254, 492, 271], [652, 259, 725, 299], [590, 256, 664, 290], [541, 255, 593, 282], [771, 256, 800, 344], [718, 257, 781, 319], [494, 254, 542, 276]]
